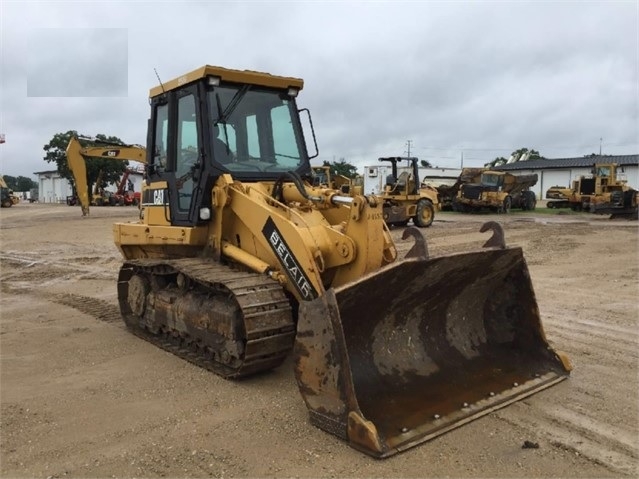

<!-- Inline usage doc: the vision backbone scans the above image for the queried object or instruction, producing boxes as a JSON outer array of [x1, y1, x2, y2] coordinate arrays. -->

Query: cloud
[[0, 0, 636, 177], [27, 28, 128, 97]]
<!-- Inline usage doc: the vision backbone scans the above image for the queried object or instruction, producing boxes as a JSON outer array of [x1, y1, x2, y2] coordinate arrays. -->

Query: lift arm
[[66, 136, 146, 216]]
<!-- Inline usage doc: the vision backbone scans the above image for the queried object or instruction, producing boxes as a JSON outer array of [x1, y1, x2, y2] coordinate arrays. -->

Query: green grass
[[436, 207, 588, 217]]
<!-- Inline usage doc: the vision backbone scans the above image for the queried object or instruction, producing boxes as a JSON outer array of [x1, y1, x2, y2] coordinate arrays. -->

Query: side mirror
[[298, 108, 319, 159]]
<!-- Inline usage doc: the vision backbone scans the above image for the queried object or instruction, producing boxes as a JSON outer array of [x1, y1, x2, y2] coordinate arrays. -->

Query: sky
[[1, 0, 637, 179]]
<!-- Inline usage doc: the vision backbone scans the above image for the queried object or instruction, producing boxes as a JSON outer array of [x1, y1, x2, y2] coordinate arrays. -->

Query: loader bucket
[[294, 229, 571, 458]]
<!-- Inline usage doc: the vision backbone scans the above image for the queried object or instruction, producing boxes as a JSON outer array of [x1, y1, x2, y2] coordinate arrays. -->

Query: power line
[[406, 139, 413, 157]]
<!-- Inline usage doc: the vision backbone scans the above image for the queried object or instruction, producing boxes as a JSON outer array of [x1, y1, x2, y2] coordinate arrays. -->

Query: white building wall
[[616, 165, 639, 190], [125, 170, 144, 193], [38, 172, 73, 203], [35, 168, 145, 203], [540, 170, 573, 196]]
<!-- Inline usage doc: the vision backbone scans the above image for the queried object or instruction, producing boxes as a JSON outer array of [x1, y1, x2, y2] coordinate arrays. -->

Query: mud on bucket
[[294, 239, 571, 458]]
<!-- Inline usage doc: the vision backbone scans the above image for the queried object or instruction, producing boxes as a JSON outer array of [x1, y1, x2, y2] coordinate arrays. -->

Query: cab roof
[[149, 65, 304, 98]]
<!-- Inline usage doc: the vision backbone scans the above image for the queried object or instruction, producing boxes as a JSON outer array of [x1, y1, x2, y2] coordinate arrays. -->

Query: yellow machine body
[[68, 64, 571, 457]]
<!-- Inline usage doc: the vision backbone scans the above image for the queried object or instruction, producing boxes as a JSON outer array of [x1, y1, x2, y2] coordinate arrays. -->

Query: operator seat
[[386, 174, 397, 188], [388, 171, 409, 195]]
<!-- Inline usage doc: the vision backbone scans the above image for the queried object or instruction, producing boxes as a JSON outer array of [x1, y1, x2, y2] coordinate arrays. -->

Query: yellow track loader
[[69, 65, 571, 458]]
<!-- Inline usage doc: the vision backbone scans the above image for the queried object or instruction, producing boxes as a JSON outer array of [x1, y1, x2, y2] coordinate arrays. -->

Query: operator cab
[[146, 65, 317, 227], [480, 172, 505, 191]]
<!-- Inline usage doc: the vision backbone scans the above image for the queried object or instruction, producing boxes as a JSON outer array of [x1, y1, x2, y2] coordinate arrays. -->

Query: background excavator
[[67, 64, 570, 458], [66, 137, 146, 215]]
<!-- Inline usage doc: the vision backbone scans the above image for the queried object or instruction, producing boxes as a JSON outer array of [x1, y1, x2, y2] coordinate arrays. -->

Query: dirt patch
[[1, 204, 637, 478]]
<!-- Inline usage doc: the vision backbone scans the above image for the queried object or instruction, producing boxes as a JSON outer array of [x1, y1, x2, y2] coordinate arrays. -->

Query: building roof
[[496, 154, 639, 171]]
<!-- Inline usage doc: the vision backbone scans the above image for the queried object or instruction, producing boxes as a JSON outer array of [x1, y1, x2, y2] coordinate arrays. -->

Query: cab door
[[147, 84, 214, 227], [165, 87, 204, 226]]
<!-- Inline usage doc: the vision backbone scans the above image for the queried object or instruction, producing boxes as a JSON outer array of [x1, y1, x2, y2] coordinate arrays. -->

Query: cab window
[[153, 103, 168, 170], [176, 94, 198, 212]]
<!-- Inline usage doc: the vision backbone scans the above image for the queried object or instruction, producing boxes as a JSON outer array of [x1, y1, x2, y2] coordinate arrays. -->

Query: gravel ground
[[1, 203, 637, 478]]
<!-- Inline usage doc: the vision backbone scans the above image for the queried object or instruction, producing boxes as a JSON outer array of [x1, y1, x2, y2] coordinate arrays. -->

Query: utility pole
[[599, 137, 602, 156], [406, 140, 412, 158], [461, 151, 464, 169]]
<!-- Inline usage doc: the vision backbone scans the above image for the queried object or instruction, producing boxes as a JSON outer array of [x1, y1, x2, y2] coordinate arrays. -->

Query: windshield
[[596, 166, 611, 177], [481, 173, 503, 187], [207, 85, 309, 176]]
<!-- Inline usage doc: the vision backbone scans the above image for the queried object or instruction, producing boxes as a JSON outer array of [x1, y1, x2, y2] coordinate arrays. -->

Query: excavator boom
[[66, 136, 146, 215]]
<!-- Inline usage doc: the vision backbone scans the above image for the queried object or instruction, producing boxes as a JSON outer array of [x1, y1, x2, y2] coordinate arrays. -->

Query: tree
[[43, 130, 129, 199], [322, 158, 359, 179], [15, 176, 37, 191], [420, 159, 432, 168], [511, 147, 542, 160], [485, 148, 544, 167], [485, 156, 509, 168], [0, 175, 35, 192], [2, 175, 17, 190]]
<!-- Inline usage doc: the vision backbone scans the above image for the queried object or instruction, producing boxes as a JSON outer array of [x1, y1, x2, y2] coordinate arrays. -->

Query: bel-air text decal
[[262, 217, 318, 301]]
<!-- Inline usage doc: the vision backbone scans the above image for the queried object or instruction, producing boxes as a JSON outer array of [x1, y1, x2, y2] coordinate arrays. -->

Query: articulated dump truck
[[68, 65, 571, 458]]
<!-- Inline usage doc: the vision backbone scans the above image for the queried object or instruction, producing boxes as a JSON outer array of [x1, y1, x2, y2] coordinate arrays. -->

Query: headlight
[[199, 207, 211, 220]]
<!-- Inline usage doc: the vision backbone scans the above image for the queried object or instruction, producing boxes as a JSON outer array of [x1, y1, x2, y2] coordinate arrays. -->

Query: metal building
[[33, 168, 145, 204]]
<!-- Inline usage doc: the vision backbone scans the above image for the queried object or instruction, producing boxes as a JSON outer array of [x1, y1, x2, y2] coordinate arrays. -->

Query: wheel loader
[[573, 164, 637, 218], [67, 65, 571, 458], [544, 164, 638, 218], [378, 156, 439, 227]]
